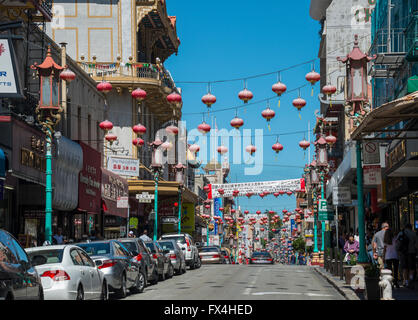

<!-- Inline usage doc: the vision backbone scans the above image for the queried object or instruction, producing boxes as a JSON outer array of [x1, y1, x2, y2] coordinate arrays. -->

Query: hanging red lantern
[[59, 68, 76, 82], [238, 88, 253, 104], [246, 192, 254, 198], [279, 190, 285, 196], [244, 210, 249, 214], [261, 107, 275, 131], [232, 190, 239, 197], [198, 121, 211, 134], [217, 188, 224, 195], [269, 210, 275, 215], [259, 193, 265, 199], [305, 69, 320, 96], [230, 116, 244, 130], [272, 76, 287, 108], [286, 191, 293, 196], [292, 97, 306, 119], [231, 209, 236, 213], [256, 210, 261, 215], [217, 145, 228, 155], [245, 144, 256, 155], [326, 133, 337, 148], [131, 87, 147, 101], [322, 84, 337, 108], [97, 80, 112, 93], [202, 92, 216, 108], [132, 123, 146, 135], [282, 209, 287, 214], [132, 137, 144, 147], [273, 192, 280, 198], [299, 139, 310, 151], [203, 185, 210, 193], [260, 228, 265, 232], [105, 133, 117, 144], [166, 125, 179, 135], [167, 91, 182, 108], [272, 142, 283, 154], [205, 204, 211, 209], [99, 120, 113, 132], [219, 207, 224, 212]]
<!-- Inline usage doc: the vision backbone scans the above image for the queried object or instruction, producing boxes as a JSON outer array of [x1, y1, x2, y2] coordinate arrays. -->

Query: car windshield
[[145, 242, 156, 253], [77, 242, 111, 256], [27, 249, 64, 266], [161, 235, 185, 244], [158, 241, 174, 251], [252, 252, 271, 257], [200, 247, 219, 252], [119, 241, 137, 254]]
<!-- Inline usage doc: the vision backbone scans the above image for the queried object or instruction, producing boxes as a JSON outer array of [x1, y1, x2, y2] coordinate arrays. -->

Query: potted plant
[[364, 263, 380, 300]]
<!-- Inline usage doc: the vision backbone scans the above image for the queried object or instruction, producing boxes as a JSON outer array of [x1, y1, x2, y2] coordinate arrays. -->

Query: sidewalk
[[313, 266, 418, 300]]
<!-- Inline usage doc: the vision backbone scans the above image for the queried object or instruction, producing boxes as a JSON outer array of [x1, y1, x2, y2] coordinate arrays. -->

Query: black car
[[144, 241, 174, 281], [0, 229, 43, 300], [250, 251, 274, 264], [118, 238, 159, 286]]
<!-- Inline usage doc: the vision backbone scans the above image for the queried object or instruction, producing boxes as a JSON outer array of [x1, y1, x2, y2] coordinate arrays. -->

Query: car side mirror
[[181, 247, 186, 250]]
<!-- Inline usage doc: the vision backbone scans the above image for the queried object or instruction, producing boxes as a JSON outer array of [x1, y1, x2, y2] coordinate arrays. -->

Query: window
[[113, 242, 126, 256], [0, 232, 16, 264], [28, 250, 64, 266], [78, 250, 95, 267], [77, 242, 110, 256], [70, 249, 84, 266], [137, 240, 148, 254], [121, 241, 138, 255]]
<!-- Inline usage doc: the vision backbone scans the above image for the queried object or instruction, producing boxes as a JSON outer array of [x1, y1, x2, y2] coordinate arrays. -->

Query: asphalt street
[[121, 264, 345, 300]]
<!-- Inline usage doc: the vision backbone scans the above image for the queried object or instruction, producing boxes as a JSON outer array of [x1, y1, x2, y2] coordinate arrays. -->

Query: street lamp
[[31, 46, 74, 243], [150, 138, 163, 241], [175, 163, 186, 234]]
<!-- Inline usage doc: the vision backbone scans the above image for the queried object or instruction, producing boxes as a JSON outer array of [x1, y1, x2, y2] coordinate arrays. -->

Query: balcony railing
[[370, 28, 406, 55], [405, 14, 418, 61], [77, 60, 177, 90]]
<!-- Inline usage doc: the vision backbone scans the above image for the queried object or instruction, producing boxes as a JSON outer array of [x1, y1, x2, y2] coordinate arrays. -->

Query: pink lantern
[[261, 107, 275, 131], [132, 87, 147, 101], [217, 188, 225, 195], [299, 139, 310, 151], [198, 121, 211, 134], [217, 145, 228, 155], [202, 92, 216, 108], [132, 138, 144, 147], [99, 120, 113, 132], [230, 116, 244, 130], [166, 125, 179, 135], [326, 133, 337, 148], [105, 133, 117, 144], [97, 80, 112, 93], [274, 192, 280, 197], [238, 88, 253, 104], [133, 124, 146, 135], [245, 144, 257, 155], [59, 68, 76, 82], [272, 142, 284, 154], [167, 92, 182, 108]]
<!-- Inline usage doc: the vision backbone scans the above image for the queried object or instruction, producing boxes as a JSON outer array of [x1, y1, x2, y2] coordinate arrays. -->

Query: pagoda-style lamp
[[149, 138, 163, 241], [175, 163, 186, 234], [31, 46, 72, 243]]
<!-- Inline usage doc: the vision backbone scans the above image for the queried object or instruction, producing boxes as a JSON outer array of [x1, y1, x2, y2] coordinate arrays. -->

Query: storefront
[[76, 142, 102, 241], [101, 168, 128, 239]]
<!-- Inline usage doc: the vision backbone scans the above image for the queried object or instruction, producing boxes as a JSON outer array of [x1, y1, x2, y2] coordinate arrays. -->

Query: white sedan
[[26, 245, 108, 300]]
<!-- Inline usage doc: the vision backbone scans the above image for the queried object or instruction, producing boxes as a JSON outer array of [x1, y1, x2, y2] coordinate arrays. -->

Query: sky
[[164, 0, 321, 214]]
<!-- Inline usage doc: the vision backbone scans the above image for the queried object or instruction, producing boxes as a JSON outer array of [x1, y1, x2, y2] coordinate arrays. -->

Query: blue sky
[[165, 1, 321, 214]]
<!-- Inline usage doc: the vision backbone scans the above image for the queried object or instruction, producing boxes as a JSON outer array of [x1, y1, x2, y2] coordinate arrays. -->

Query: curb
[[312, 266, 361, 300]]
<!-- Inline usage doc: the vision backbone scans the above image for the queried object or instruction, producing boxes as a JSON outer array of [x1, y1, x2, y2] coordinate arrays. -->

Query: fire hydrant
[[379, 269, 394, 300]]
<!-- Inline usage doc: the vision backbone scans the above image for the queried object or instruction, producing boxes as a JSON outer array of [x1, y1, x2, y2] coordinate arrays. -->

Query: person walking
[[343, 234, 359, 264], [372, 222, 389, 269], [383, 228, 400, 288], [139, 229, 152, 242], [396, 224, 417, 288], [52, 228, 64, 245]]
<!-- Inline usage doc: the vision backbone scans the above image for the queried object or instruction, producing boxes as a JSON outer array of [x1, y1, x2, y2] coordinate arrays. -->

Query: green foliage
[[364, 263, 380, 278], [348, 254, 357, 266], [292, 237, 306, 253]]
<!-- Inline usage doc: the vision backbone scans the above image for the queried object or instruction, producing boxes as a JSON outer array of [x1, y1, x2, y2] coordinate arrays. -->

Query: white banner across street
[[210, 178, 305, 198]]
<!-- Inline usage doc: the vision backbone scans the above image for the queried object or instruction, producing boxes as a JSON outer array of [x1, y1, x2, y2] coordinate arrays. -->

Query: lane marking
[[243, 268, 263, 295], [251, 292, 334, 297]]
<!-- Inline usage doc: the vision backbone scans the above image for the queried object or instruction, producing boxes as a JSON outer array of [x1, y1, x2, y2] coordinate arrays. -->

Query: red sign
[[77, 142, 101, 213]]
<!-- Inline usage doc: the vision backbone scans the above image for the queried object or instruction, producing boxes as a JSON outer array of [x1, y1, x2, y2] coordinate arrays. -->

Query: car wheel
[[189, 259, 195, 270], [101, 281, 109, 300], [182, 262, 187, 274], [131, 270, 145, 294], [168, 264, 174, 278], [116, 273, 127, 298], [196, 257, 201, 269], [76, 285, 84, 300]]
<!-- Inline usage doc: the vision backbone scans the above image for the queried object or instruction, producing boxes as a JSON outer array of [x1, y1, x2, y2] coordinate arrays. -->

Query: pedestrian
[[88, 230, 97, 241], [128, 231, 136, 238], [343, 234, 359, 264], [139, 229, 152, 242], [52, 228, 64, 245], [372, 222, 389, 269], [383, 228, 399, 288], [396, 224, 417, 288], [338, 232, 346, 251]]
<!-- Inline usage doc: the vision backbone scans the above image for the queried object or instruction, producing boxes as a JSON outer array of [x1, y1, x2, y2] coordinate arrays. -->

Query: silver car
[[26, 245, 108, 300], [157, 239, 186, 275], [198, 246, 226, 264], [76, 240, 144, 298]]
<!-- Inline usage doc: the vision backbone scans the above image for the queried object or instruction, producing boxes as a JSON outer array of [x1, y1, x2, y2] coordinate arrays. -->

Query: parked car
[[144, 241, 174, 281], [0, 229, 43, 300], [198, 246, 226, 264], [250, 251, 274, 264], [157, 239, 186, 275], [221, 248, 232, 264], [76, 240, 145, 298], [159, 233, 201, 269], [26, 245, 107, 300], [118, 237, 159, 286]]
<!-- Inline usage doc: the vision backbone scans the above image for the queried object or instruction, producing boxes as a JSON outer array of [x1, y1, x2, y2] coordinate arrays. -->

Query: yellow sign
[[181, 203, 195, 235]]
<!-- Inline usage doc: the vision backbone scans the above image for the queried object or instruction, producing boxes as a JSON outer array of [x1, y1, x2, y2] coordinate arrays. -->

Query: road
[[120, 264, 345, 300]]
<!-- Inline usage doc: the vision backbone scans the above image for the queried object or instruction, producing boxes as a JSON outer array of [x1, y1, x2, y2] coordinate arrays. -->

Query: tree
[[292, 237, 306, 253]]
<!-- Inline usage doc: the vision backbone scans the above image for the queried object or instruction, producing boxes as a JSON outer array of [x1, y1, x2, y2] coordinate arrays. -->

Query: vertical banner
[[180, 203, 195, 235]]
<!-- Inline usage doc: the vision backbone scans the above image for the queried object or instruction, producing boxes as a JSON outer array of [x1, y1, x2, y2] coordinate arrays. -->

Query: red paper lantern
[[99, 120, 113, 131], [202, 92, 216, 108], [167, 91, 182, 107], [133, 123, 146, 135], [286, 191, 293, 196], [230, 116, 244, 130], [292, 97, 307, 116], [198, 121, 211, 134], [272, 142, 284, 154], [274, 192, 280, 197], [217, 188, 224, 195], [231, 209, 236, 213], [59, 68, 76, 82], [272, 81, 287, 96], [244, 210, 249, 214], [322, 84, 337, 96], [299, 139, 310, 151], [261, 107, 275, 131], [219, 207, 224, 212], [97, 80, 112, 93], [256, 210, 261, 215], [326, 134, 337, 147], [131, 87, 147, 101], [245, 144, 256, 155], [216, 145, 228, 155], [238, 88, 253, 103], [246, 193, 253, 198], [132, 137, 144, 147], [105, 133, 117, 143]]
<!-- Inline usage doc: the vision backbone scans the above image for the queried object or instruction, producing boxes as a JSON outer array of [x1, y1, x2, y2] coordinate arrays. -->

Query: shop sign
[[363, 141, 380, 165], [78, 142, 101, 213], [386, 140, 406, 171], [180, 203, 195, 234], [162, 217, 178, 224], [102, 168, 128, 218], [107, 156, 139, 177], [52, 136, 83, 211], [332, 187, 351, 205], [0, 38, 23, 98], [129, 217, 138, 229]]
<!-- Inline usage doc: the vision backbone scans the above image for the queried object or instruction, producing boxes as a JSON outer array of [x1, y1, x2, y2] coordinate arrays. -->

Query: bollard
[[379, 269, 394, 300]]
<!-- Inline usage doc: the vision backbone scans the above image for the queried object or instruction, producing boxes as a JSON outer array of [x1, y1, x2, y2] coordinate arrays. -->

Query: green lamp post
[[32, 46, 74, 243], [150, 138, 163, 241], [309, 160, 320, 253]]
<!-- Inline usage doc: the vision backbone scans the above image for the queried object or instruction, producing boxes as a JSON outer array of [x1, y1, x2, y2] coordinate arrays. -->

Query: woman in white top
[[383, 228, 399, 288]]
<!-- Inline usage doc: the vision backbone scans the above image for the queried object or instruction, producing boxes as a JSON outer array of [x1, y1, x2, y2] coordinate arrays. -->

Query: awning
[[0, 148, 5, 179], [351, 91, 418, 140]]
